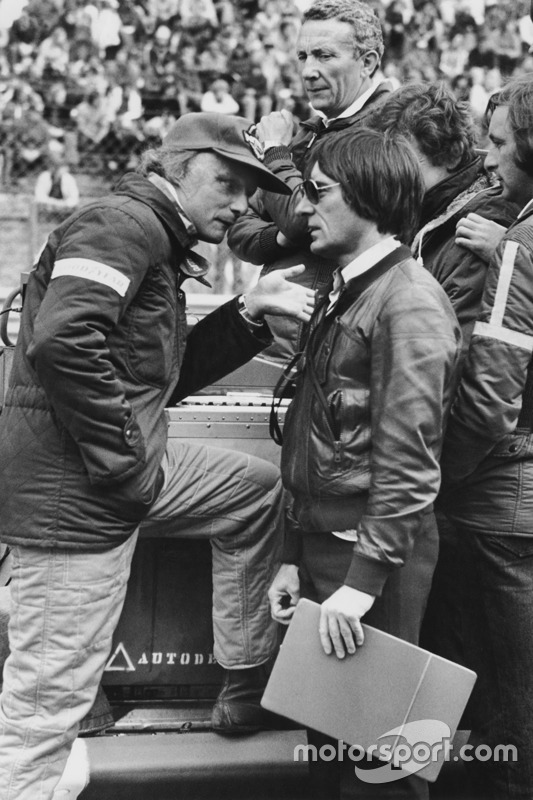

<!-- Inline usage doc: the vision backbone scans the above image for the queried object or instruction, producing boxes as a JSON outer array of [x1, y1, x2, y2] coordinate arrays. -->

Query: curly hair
[[490, 73, 533, 178], [369, 81, 477, 171], [305, 126, 424, 244], [302, 0, 384, 60]]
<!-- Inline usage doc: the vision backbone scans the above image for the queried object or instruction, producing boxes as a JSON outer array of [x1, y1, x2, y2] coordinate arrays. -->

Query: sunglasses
[[300, 179, 341, 205]]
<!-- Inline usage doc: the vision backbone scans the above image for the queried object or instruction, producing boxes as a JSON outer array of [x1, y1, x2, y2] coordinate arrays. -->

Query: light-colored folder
[[261, 598, 477, 782]]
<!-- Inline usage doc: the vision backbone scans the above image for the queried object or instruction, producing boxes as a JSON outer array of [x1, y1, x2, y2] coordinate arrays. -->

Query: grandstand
[[0, 0, 532, 296]]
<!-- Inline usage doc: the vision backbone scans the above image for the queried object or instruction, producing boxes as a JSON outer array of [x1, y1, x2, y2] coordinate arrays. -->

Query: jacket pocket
[[123, 270, 177, 388], [490, 432, 531, 459], [99, 463, 163, 523], [484, 534, 533, 560]]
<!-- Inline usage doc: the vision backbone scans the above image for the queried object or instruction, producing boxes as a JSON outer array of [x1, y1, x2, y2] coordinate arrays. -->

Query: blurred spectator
[[0, 0, 533, 199], [118, 0, 144, 49], [24, 0, 63, 41], [0, 76, 44, 115], [494, 18, 523, 76], [92, 0, 123, 60], [101, 82, 146, 174], [143, 106, 177, 142], [440, 32, 471, 79], [518, 4, 533, 51], [410, 1, 445, 69], [383, 0, 409, 61], [174, 42, 203, 114], [179, 0, 218, 32], [42, 78, 72, 134], [71, 89, 111, 159], [468, 65, 490, 120], [7, 10, 39, 75], [200, 78, 240, 115], [228, 41, 254, 86], [62, 0, 98, 46], [33, 26, 70, 81], [105, 46, 141, 90], [215, 0, 236, 27], [11, 105, 50, 180], [34, 140, 80, 216], [197, 39, 229, 87], [451, 71, 473, 102], [141, 23, 176, 115], [145, 0, 181, 27]]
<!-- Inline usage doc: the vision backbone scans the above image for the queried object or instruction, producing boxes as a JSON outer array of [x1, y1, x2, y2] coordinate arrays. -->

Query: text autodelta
[[104, 641, 217, 672]]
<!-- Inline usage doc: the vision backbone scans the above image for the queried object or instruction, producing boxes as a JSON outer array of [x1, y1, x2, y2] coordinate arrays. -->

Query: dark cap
[[162, 112, 291, 195]]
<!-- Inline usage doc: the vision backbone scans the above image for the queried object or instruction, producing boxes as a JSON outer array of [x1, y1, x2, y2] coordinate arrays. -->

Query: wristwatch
[[237, 294, 264, 328]]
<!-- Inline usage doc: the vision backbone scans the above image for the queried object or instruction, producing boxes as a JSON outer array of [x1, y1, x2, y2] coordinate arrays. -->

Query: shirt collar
[[312, 80, 379, 127], [340, 236, 401, 283]]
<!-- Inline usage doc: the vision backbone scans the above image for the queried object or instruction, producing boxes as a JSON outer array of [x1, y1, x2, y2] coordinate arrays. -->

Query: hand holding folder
[[261, 598, 477, 782]]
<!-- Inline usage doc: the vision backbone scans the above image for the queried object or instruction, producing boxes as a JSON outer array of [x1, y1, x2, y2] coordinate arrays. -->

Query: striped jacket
[[440, 200, 533, 534]]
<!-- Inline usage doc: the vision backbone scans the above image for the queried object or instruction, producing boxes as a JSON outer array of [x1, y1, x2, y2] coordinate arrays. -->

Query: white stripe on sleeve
[[473, 321, 533, 352], [51, 258, 131, 297], [490, 241, 519, 327]]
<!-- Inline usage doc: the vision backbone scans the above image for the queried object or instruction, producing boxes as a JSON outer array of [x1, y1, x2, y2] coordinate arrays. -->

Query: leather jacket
[[281, 246, 462, 595]]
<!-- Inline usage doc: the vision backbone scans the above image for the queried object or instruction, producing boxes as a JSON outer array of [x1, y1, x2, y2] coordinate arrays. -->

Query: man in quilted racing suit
[[0, 112, 315, 800]]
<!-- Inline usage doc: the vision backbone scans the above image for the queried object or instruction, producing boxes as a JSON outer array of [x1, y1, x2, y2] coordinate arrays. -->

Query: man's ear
[[361, 50, 380, 78]]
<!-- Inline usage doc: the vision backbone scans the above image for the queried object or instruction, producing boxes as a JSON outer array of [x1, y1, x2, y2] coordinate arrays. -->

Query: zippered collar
[[420, 158, 484, 226]]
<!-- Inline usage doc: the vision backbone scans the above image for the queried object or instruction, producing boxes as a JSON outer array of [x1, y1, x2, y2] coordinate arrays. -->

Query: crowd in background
[[0, 0, 532, 187]]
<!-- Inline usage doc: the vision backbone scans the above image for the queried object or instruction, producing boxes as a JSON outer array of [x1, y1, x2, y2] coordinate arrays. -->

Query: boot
[[211, 664, 273, 735]]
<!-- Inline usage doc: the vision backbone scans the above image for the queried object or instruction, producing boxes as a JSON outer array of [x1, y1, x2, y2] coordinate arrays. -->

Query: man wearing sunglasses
[[228, 0, 392, 364], [268, 128, 462, 800]]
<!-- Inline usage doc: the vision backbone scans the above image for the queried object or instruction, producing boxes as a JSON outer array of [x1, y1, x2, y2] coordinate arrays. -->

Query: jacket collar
[[328, 244, 412, 319], [300, 81, 393, 136], [516, 198, 533, 223], [308, 244, 412, 348], [421, 157, 484, 226], [343, 244, 412, 296]]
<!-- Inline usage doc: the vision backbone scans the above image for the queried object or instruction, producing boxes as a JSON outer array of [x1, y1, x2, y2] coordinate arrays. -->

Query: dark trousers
[[422, 517, 533, 800], [298, 511, 439, 800]]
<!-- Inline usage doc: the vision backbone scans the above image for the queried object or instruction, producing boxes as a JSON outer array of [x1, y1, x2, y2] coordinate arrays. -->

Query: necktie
[[326, 268, 344, 313]]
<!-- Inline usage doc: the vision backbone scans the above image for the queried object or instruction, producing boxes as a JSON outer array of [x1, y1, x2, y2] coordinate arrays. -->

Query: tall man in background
[[228, 0, 391, 362]]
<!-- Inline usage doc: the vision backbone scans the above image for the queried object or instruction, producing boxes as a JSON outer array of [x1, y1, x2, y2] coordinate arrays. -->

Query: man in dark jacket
[[438, 75, 533, 800], [370, 86, 530, 798], [0, 112, 315, 800], [228, 0, 392, 363], [369, 81, 520, 351], [268, 128, 462, 800]]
